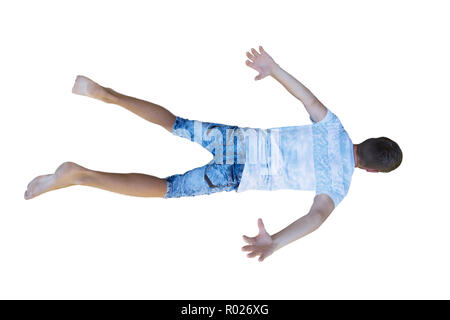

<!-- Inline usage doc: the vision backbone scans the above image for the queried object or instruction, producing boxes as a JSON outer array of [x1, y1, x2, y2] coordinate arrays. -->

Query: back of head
[[358, 137, 402, 172]]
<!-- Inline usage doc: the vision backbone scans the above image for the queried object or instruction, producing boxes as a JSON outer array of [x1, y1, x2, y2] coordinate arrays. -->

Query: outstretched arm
[[242, 194, 335, 262], [245, 46, 328, 122]]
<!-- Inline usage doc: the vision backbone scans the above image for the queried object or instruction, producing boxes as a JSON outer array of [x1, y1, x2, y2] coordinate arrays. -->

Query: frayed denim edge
[[163, 177, 173, 199]]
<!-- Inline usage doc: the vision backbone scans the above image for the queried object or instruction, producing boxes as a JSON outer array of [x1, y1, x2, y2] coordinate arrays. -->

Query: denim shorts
[[164, 116, 246, 198]]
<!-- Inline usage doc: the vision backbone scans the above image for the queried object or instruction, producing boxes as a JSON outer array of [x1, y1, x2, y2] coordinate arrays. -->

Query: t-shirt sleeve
[[310, 109, 334, 125], [316, 190, 344, 209], [311, 109, 344, 137]]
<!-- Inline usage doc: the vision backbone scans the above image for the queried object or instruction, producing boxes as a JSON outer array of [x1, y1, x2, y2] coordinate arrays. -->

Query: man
[[24, 46, 402, 262]]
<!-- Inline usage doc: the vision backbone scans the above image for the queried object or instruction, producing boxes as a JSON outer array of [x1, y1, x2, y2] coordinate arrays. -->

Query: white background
[[1, 0, 449, 299]]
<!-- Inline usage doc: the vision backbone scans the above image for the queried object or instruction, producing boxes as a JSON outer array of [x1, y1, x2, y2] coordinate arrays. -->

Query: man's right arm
[[270, 64, 328, 123], [241, 194, 335, 262]]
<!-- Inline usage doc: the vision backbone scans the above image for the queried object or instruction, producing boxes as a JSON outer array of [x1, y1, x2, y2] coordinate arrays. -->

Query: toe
[[24, 189, 33, 200], [27, 175, 41, 189], [24, 174, 55, 200], [72, 76, 88, 95]]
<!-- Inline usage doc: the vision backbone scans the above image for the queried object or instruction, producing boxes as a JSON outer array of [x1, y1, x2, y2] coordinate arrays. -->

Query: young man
[[24, 46, 402, 262]]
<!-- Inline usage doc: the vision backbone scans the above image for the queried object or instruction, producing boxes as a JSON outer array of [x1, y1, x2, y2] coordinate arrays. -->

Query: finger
[[247, 251, 260, 258], [242, 245, 254, 252], [258, 254, 267, 262], [258, 218, 266, 233], [242, 235, 255, 244], [245, 60, 255, 68], [255, 74, 266, 80], [246, 51, 255, 61], [251, 48, 259, 57], [259, 46, 265, 54]]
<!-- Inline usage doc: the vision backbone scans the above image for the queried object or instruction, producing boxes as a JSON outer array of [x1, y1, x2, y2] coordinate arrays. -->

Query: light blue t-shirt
[[236, 109, 355, 208]]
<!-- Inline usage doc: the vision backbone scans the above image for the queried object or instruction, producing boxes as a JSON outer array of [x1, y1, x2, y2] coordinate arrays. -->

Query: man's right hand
[[242, 218, 276, 262], [245, 46, 278, 81]]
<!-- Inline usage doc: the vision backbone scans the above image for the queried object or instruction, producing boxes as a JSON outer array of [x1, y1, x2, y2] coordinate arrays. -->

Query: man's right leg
[[72, 75, 176, 132], [24, 162, 167, 200], [165, 162, 242, 199]]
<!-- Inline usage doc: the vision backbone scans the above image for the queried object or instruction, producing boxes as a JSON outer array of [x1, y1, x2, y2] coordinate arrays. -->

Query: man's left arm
[[245, 46, 328, 122], [242, 194, 335, 262]]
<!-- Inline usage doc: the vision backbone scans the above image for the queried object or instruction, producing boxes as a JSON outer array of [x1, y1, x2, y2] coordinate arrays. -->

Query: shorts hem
[[163, 177, 173, 199]]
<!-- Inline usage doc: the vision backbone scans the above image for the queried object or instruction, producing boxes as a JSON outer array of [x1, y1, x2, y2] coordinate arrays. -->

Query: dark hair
[[358, 137, 402, 172]]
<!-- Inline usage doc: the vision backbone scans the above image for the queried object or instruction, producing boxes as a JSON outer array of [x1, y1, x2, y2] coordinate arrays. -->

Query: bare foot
[[71, 75, 115, 103], [24, 162, 87, 200]]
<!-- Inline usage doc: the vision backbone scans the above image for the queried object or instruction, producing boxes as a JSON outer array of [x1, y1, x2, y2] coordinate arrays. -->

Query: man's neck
[[353, 144, 359, 168]]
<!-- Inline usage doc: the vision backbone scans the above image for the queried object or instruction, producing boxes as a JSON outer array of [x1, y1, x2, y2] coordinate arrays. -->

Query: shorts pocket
[[204, 163, 236, 189]]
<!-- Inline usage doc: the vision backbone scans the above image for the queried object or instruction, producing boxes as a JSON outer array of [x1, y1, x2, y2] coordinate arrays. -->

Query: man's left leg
[[72, 75, 176, 132], [170, 116, 247, 166]]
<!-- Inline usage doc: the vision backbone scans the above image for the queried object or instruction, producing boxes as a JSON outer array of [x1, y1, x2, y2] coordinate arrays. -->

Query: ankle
[[73, 168, 95, 185], [102, 87, 119, 104]]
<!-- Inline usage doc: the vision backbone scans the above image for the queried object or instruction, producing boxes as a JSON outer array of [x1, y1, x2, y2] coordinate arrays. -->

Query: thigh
[[164, 162, 245, 198], [171, 116, 245, 165]]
